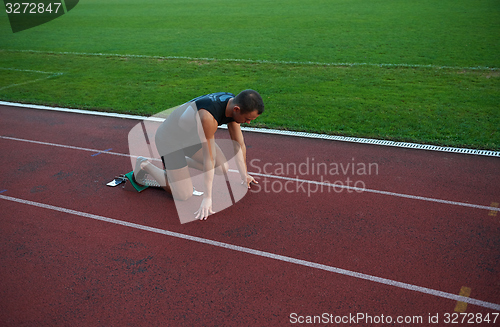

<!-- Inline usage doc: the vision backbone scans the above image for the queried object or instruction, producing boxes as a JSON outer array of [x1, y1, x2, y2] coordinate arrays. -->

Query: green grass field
[[1, 0, 499, 150]]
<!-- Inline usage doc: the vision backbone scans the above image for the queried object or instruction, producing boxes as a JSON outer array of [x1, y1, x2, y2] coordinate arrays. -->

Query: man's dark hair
[[234, 90, 264, 114]]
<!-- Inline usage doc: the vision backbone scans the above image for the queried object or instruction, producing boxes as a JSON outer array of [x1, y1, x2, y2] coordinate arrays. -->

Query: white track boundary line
[[0, 135, 131, 158], [1, 134, 499, 213], [0, 67, 64, 91], [1, 101, 499, 157], [220, 126, 500, 157], [0, 193, 499, 311], [5, 49, 500, 71], [250, 172, 500, 212]]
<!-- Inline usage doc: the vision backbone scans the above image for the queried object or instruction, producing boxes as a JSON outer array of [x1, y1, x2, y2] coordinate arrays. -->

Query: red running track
[[0, 104, 499, 326]]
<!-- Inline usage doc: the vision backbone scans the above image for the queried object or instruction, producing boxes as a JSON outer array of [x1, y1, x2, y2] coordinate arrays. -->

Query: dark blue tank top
[[191, 92, 235, 126]]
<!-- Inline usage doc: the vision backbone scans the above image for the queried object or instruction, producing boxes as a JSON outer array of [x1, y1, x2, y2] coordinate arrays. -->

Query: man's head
[[232, 89, 264, 124]]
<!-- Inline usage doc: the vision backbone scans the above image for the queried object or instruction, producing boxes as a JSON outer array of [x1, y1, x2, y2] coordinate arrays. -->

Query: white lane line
[[250, 172, 500, 212], [1, 135, 499, 213], [1, 193, 499, 311], [0, 101, 154, 121], [5, 49, 500, 71], [1, 101, 499, 157], [0, 135, 130, 158], [220, 125, 500, 158]]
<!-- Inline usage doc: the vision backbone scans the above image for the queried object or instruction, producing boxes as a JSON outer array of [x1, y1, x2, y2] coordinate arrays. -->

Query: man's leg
[[188, 142, 229, 175], [165, 166, 194, 201], [140, 160, 194, 201], [138, 160, 170, 192]]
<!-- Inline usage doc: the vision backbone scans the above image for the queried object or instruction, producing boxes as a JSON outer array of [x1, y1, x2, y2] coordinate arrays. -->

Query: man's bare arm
[[194, 109, 218, 220], [227, 121, 258, 188]]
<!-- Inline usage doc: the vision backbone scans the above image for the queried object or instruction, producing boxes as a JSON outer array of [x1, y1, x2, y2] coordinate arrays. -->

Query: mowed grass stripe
[[1, 0, 498, 67], [5, 49, 500, 71], [0, 50, 498, 150], [0, 0, 498, 149]]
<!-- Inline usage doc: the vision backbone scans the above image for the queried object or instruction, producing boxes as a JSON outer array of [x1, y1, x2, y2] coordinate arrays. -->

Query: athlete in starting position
[[134, 90, 264, 220]]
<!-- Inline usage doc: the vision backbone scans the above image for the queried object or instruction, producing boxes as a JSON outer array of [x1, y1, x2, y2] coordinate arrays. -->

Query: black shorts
[[161, 143, 203, 170]]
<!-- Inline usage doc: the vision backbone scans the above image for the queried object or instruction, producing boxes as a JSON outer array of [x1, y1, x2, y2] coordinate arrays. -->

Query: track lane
[[1, 104, 499, 325]]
